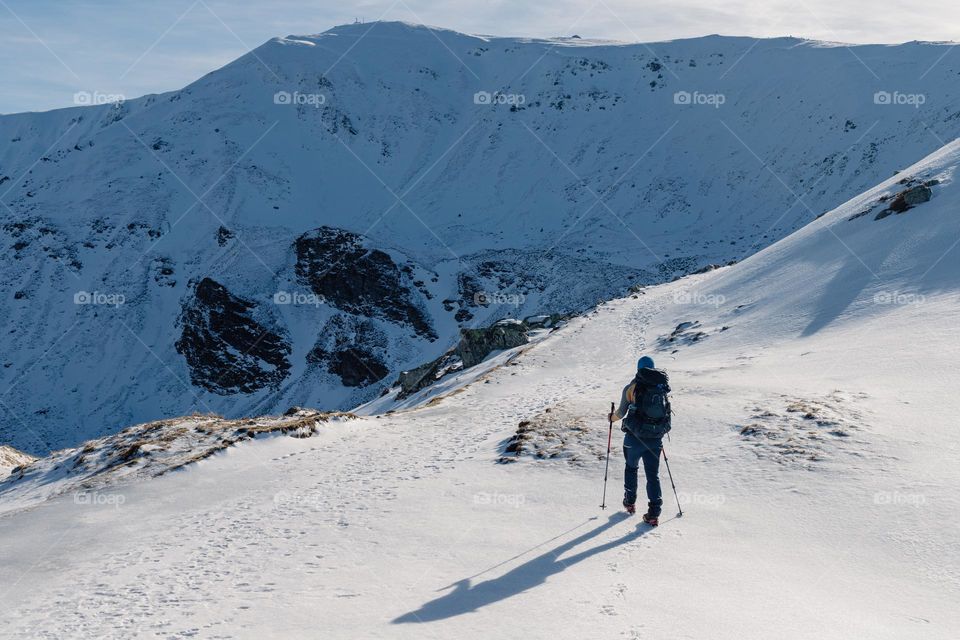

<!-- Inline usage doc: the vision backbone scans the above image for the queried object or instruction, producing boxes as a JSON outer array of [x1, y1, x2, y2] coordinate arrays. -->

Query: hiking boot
[[623, 498, 636, 515], [643, 501, 662, 526]]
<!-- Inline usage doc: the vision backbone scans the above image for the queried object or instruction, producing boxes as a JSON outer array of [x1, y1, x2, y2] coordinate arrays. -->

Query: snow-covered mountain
[[2, 136, 958, 639], [2, 21, 959, 454]]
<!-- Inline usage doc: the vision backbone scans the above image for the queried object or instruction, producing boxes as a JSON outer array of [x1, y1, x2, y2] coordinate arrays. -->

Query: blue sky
[[1, 0, 956, 113]]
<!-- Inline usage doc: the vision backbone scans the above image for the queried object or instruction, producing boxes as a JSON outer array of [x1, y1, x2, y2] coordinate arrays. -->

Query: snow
[[0, 410, 348, 517], [3, 21, 960, 454], [0, 445, 34, 479], [1, 140, 958, 638]]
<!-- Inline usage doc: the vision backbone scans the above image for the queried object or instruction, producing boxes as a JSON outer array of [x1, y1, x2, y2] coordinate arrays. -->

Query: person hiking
[[608, 356, 672, 526]]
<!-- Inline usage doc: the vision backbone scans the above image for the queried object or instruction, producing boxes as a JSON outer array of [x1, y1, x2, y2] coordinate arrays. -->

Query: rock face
[[458, 321, 529, 368], [307, 316, 390, 388], [295, 227, 435, 339], [175, 278, 292, 394], [398, 320, 530, 396]]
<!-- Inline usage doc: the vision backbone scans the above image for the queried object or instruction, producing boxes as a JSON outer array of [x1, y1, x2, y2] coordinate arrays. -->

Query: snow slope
[[3, 21, 960, 454], [1, 140, 958, 638]]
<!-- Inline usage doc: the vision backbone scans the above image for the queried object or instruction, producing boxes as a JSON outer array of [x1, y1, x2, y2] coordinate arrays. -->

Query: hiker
[[608, 356, 672, 526]]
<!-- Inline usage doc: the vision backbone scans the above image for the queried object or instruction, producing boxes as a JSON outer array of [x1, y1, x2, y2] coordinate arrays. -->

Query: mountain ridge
[[2, 20, 959, 453]]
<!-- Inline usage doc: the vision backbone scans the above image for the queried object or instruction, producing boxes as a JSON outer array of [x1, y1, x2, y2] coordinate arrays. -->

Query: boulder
[[398, 322, 529, 396], [887, 184, 932, 214]]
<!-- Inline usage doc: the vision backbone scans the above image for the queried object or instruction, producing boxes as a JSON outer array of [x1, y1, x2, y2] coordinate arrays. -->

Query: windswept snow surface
[[1, 143, 959, 638]]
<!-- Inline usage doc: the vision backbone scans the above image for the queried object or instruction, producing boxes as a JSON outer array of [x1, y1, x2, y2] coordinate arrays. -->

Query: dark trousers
[[623, 432, 663, 516]]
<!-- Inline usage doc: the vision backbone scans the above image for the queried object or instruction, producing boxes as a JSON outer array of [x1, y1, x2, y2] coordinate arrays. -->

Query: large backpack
[[623, 368, 672, 439]]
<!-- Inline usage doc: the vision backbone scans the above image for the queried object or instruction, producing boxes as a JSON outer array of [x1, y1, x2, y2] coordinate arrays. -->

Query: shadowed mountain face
[[1, 21, 958, 453]]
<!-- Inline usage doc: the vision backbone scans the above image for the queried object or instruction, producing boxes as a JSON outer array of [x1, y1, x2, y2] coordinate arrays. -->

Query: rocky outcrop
[[875, 179, 935, 220], [307, 316, 389, 387], [398, 319, 530, 396], [888, 184, 932, 212], [0, 410, 351, 509], [658, 320, 709, 350], [0, 445, 36, 478], [176, 278, 292, 394], [458, 320, 529, 368], [294, 227, 435, 339]]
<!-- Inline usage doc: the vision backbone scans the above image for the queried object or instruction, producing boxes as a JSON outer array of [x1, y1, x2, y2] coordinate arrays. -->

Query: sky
[[1, 0, 957, 114]]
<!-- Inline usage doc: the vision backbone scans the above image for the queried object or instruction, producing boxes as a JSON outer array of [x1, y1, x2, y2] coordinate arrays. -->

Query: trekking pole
[[600, 402, 614, 509], [661, 445, 683, 517]]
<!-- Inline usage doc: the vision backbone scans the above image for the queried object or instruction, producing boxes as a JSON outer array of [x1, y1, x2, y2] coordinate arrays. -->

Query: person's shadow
[[393, 512, 652, 623]]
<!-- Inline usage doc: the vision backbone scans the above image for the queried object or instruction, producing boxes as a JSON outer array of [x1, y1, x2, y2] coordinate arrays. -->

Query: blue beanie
[[637, 356, 655, 370]]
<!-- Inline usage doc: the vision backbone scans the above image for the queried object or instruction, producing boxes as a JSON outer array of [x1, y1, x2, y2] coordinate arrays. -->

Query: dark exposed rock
[[458, 321, 529, 368], [216, 225, 235, 246], [175, 278, 291, 394], [456, 272, 485, 307], [152, 257, 176, 287], [658, 320, 708, 348], [329, 348, 389, 387], [294, 227, 434, 339], [306, 316, 389, 388], [398, 320, 529, 396], [897, 184, 932, 210], [693, 263, 723, 274], [877, 182, 933, 219]]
